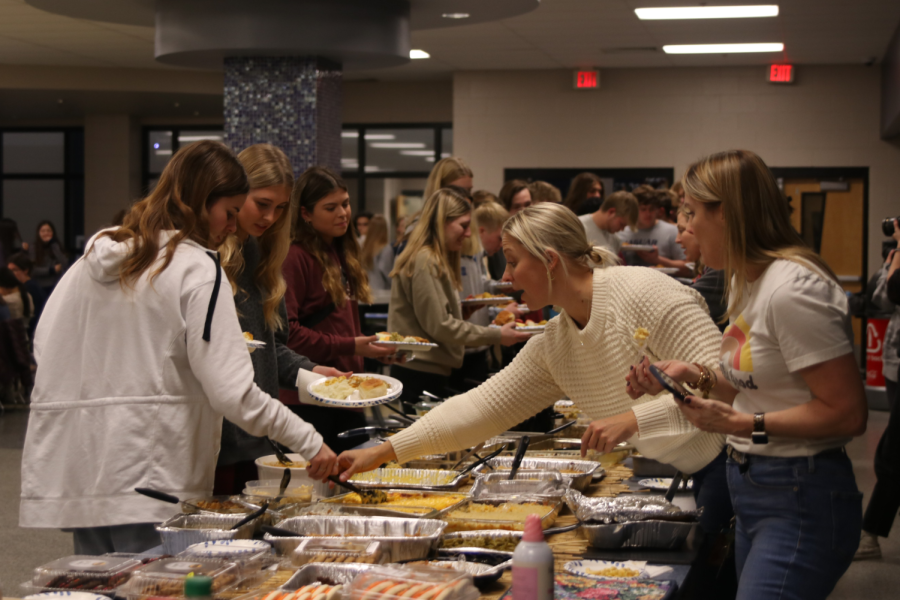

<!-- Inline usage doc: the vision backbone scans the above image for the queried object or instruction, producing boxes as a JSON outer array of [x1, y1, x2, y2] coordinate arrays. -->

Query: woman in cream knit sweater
[[341, 203, 730, 531]]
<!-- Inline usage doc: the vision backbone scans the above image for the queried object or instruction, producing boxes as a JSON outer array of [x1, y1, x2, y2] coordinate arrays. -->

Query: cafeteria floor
[[1, 408, 898, 599]]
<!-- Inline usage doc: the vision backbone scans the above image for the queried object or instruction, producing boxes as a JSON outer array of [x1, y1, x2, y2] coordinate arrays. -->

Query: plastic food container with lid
[[120, 557, 241, 600], [346, 565, 478, 600], [178, 540, 275, 575], [291, 538, 384, 566], [30, 555, 142, 595]]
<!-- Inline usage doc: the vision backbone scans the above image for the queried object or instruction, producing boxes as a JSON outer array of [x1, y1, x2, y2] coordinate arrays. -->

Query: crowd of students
[[13, 140, 877, 600]]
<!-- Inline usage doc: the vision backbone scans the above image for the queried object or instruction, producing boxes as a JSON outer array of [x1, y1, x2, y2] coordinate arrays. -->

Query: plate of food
[[637, 477, 693, 491], [565, 560, 646, 580], [650, 266, 679, 275], [374, 331, 439, 352], [461, 292, 514, 307], [621, 243, 655, 252], [492, 311, 547, 332], [243, 332, 266, 351], [307, 374, 403, 408]]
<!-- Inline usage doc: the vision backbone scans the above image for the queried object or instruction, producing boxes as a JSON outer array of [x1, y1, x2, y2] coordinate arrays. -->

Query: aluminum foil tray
[[437, 496, 563, 533], [581, 519, 701, 550], [264, 515, 446, 562], [348, 469, 467, 491], [470, 471, 570, 500], [472, 457, 603, 491], [564, 490, 702, 524], [320, 490, 469, 518], [282, 563, 374, 588], [440, 530, 523, 558], [156, 513, 255, 555]]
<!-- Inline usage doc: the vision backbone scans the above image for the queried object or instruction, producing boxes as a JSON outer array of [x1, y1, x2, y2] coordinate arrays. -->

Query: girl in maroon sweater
[[281, 167, 395, 452]]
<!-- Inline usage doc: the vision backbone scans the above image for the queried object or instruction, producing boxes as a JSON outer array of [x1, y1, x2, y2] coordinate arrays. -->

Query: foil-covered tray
[[348, 468, 467, 491], [155, 513, 256, 555], [472, 457, 603, 491], [264, 515, 446, 562], [281, 562, 374, 588], [440, 530, 523, 557], [470, 471, 570, 500], [320, 490, 469, 518], [564, 490, 702, 523], [436, 496, 563, 533]]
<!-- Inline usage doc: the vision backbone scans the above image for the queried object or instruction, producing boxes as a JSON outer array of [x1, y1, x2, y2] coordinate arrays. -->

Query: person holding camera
[[856, 219, 900, 559]]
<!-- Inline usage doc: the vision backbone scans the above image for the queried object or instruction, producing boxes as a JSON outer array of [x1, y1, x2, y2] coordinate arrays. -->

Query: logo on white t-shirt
[[720, 315, 758, 390]]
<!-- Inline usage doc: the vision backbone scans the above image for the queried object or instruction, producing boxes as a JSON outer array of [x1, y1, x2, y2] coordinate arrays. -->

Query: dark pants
[[72, 523, 160, 555], [287, 404, 368, 454], [449, 349, 490, 393], [391, 365, 449, 412], [863, 374, 900, 537]]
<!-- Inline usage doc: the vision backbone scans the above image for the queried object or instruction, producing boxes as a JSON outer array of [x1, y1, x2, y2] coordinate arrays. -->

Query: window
[[0, 129, 84, 252], [143, 126, 224, 193]]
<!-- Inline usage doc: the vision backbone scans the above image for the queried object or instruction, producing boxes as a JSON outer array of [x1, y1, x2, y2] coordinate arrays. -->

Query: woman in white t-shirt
[[629, 150, 867, 600]]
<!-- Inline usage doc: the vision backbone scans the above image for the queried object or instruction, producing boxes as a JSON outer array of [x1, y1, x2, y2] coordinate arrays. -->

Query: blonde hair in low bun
[[502, 203, 619, 291]]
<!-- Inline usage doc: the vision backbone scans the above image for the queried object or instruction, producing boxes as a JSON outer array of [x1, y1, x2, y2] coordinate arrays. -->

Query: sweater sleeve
[[274, 298, 317, 390], [389, 335, 562, 463], [410, 257, 502, 347], [184, 278, 324, 459], [630, 286, 723, 439], [283, 253, 357, 361]]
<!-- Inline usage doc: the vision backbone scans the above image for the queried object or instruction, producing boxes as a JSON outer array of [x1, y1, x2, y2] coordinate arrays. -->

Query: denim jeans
[[691, 448, 734, 534], [727, 450, 862, 600]]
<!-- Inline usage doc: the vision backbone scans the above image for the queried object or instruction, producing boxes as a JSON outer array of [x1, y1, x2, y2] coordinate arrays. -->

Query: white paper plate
[[374, 340, 439, 352], [651, 267, 679, 275], [565, 560, 647, 580], [306, 374, 403, 408], [637, 477, 693, 491], [461, 296, 514, 306], [621, 243, 655, 252]]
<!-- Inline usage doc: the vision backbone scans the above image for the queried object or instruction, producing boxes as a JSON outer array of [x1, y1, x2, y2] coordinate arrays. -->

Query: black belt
[[725, 444, 846, 466]]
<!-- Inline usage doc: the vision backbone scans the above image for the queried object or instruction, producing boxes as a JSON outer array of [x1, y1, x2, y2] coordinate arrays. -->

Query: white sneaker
[[854, 531, 882, 560]]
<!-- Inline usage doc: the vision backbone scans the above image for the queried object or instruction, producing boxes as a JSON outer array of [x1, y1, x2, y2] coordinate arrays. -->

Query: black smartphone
[[649, 365, 690, 402]]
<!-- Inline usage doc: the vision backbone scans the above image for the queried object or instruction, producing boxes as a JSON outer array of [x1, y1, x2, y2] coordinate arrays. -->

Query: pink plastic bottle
[[512, 514, 554, 600]]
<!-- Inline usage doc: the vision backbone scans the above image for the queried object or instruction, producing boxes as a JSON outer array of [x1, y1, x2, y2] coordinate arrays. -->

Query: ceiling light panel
[[636, 6, 779, 20], [409, 49, 430, 59], [663, 42, 784, 54]]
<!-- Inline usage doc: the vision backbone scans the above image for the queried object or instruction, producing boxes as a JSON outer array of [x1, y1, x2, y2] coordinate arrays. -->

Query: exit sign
[[767, 64, 795, 84], [574, 70, 600, 90]]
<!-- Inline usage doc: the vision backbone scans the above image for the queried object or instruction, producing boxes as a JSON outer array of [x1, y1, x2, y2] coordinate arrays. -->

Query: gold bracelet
[[691, 363, 714, 399]]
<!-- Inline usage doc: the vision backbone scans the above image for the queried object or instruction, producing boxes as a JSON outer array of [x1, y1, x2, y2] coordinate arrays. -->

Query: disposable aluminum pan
[[581, 520, 701, 550], [470, 471, 570, 500], [320, 490, 469, 518], [348, 469, 468, 491], [155, 513, 255, 555], [436, 496, 563, 533], [472, 457, 603, 491], [564, 490, 702, 524], [440, 530, 523, 558], [264, 515, 446, 562], [282, 563, 374, 588]]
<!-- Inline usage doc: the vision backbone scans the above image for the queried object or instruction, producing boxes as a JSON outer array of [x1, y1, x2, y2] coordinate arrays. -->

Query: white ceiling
[[0, 0, 899, 79]]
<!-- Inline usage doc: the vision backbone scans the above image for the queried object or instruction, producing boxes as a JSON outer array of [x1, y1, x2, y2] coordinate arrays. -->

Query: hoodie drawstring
[[203, 252, 221, 342]]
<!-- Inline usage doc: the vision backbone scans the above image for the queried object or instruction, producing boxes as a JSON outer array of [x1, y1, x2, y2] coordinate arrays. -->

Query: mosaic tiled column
[[223, 56, 342, 176]]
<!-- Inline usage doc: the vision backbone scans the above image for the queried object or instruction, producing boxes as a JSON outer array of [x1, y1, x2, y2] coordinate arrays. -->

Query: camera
[[882, 217, 900, 236]]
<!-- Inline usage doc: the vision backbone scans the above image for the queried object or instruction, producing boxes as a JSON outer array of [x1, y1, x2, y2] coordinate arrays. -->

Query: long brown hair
[[221, 143, 294, 331], [498, 180, 530, 212], [682, 149, 837, 320], [34, 220, 64, 267], [96, 140, 248, 287], [360, 214, 389, 271], [563, 172, 604, 215], [291, 167, 372, 306], [392, 188, 471, 290]]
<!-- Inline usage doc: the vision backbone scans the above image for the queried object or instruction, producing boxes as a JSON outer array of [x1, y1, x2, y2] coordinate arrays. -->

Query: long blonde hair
[[424, 157, 473, 199], [291, 166, 372, 306], [502, 203, 619, 293], [682, 149, 837, 320], [360, 214, 389, 270], [392, 188, 471, 290], [221, 144, 294, 331], [95, 140, 248, 287]]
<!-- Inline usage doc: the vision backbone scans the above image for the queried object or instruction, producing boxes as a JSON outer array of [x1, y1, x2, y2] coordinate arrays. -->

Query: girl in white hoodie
[[19, 140, 336, 554]]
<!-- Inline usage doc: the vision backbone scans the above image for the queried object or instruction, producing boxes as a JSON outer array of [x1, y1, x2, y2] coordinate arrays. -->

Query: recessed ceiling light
[[370, 142, 427, 149], [341, 131, 359, 138], [410, 49, 430, 59], [364, 134, 396, 140], [663, 43, 784, 54], [636, 5, 779, 20], [178, 135, 224, 142], [400, 150, 436, 156], [365, 166, 381, 172], [442, 13, 470, 19]]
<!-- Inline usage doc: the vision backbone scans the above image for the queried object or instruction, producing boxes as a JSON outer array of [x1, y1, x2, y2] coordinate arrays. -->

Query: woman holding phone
[[629, 150, 867, 600]]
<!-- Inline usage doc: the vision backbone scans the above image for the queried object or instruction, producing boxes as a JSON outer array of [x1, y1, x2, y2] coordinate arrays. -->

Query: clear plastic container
[[346, 565, 478, 600], [291, 539, 383, 566], [31, 555, 141, 593], [178, 540, 275, 574], [121, 558, 240, 600]]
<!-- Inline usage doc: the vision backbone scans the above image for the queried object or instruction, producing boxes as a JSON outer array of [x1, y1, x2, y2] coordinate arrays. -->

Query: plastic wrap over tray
[[156, 514, 255, 555], [564, 490, 702, 524], [282, 563, 375, 588], [472, 458, 603, 491], [470, 471, 570, 500], [264, 515, 446, 562]]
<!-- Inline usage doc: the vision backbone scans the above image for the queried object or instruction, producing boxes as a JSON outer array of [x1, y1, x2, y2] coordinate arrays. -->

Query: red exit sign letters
[[574, 70, 600, 90], [767, 64, 795, 84]]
